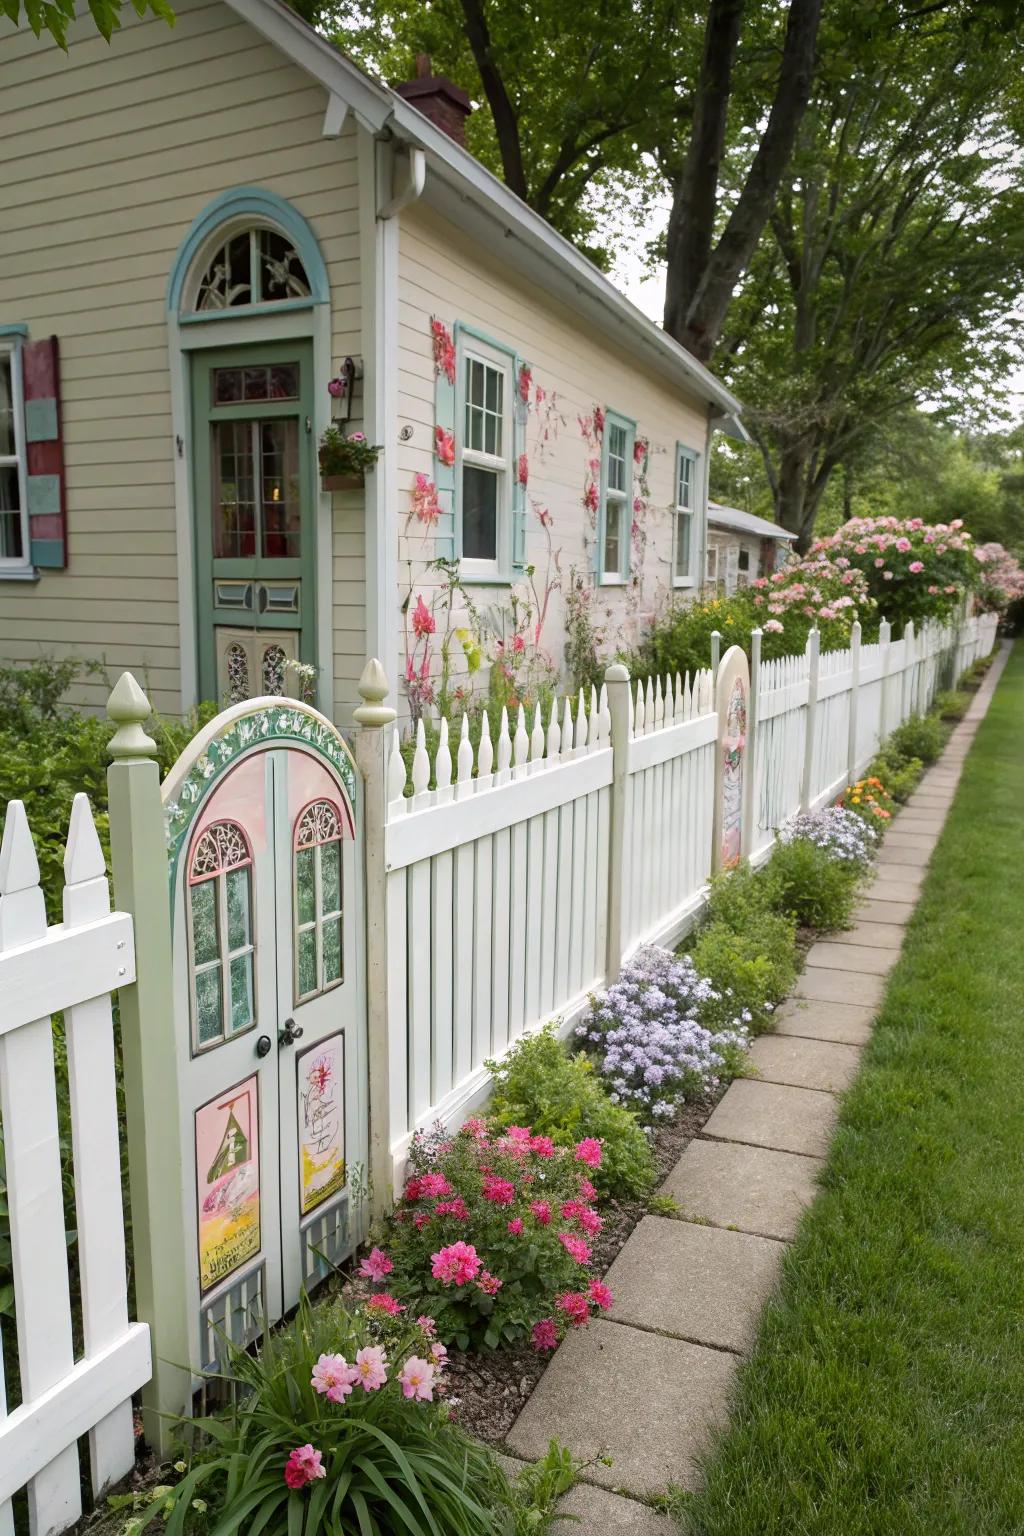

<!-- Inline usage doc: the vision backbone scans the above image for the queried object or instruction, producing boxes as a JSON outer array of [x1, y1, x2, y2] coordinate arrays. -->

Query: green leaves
[[2, 0, 173, 47]]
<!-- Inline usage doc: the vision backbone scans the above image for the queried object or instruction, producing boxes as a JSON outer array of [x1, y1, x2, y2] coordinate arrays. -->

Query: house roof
[[223, 0, 744, 426], [708, 503, 797, 541]]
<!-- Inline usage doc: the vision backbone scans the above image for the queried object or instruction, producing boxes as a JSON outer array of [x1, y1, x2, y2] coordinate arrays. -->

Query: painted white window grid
[[458, 337, 513, 580], [600, 412, 634, 584], [0, 340, 29, 569], [187, 820, 257, 1053], [673, 446, 699, 587], [293, 799, 345, 1003]]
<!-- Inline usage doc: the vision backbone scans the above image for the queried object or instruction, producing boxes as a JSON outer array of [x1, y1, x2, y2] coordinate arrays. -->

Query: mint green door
[[191, 342, 317, 704]]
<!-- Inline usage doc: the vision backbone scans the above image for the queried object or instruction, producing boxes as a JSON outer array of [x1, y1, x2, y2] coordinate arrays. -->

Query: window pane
[[197, 234, 252, 311], [229, 952, 254, 1033], [243, 367, 270, 402], [226, 866, 251, 951], [259, 229, 311, 302], [213, 421, 256, 559], [0, 465, 23, 561], [608, 424, 627, 493], [0, 355, 15, 457], [190, 879, 219, 966], [321, 840, 341, 915], [322, 917, 342, 985], [195, 966, 223, 1044], [677, 455, 693, 508], [262, 643, 286, 696], [260, 419, 300, 559], [296, 846, 316, 925], [298, 927, 318, 997], [603, 502, 621, 574], [675, 511, 691, 578], [269, 364, 299, 400], [462, 465, 499, 561]]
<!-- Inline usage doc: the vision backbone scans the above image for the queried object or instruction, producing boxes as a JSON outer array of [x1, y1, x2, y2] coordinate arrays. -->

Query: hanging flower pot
[[319, 426, 381, 491], [321, 471, 365, 492]]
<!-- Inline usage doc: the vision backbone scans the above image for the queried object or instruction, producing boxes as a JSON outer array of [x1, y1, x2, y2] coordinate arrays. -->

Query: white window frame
[[736, 544, 753, 588], [456, 335, 513, 582], [705, 541, 720, 589], [0, 338, 30, 572], [672, 445, 699, 589], [599, 409, 635, 586]]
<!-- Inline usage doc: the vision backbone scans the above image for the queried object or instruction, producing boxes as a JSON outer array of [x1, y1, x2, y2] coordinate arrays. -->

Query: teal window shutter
[[433, 363, 457, 561], [511, 356, 529, 571], [23, 336, 67, 570]]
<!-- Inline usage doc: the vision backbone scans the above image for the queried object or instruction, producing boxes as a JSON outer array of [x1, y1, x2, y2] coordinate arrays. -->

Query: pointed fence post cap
[[107, 671, 157, 759], [354, 657, 397, 728]]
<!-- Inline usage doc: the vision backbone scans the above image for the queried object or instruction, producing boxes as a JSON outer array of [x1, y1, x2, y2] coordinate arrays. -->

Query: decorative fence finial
[[106, 672, 156, 759], [355, 658, 397, 727]]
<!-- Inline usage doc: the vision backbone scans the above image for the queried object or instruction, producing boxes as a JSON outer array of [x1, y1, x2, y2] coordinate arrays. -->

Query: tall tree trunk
[[662, 0, 744, 343], [457, 0, 529, 200], [665, 0, 824, 364], [775, 438, 837, 551]]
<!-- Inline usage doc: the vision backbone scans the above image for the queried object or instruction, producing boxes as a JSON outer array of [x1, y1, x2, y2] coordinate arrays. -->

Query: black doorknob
[[278, 1019, 305, 1046], [255, 1035, 272, 1058]]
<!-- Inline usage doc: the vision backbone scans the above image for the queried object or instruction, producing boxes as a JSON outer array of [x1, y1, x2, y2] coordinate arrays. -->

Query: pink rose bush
[[383, 1121, 613, 1349], [808, 516, 977, 628], [975, 542, 1024, 615]]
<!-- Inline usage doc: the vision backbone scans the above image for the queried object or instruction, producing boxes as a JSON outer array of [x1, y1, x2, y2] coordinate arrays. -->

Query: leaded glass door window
[[187, 820, 257, 1052], [294, 799, 344, 1002], [191, 341, 316, 705]]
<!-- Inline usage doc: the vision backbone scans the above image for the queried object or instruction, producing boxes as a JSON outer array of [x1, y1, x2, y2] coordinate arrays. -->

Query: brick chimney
[[393, 54, 472, 147]]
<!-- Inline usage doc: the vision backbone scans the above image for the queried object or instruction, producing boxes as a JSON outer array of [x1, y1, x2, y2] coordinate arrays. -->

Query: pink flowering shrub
[[808, 516, 978, 628], [148, 1294, 508, 1535], [385, 1121, 613, 1350], [975, 542, 1024, 615]]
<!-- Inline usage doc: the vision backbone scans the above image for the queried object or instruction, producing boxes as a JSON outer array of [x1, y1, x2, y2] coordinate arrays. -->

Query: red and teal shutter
[[22, 337, 67, 569]]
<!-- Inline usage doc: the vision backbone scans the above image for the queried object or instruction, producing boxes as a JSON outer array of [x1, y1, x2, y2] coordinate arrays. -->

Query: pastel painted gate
[[162, 700, 366, 1377]]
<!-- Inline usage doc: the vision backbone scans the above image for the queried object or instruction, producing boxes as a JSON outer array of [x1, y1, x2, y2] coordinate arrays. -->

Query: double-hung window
[[599, 411, 634, 584], [673, 446, 699, 587], [0, 341, 29, 569], [458, 338, 512, 579]]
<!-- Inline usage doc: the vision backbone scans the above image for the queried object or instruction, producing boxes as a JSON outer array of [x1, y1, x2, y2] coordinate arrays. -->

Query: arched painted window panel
[[187, 819, 257, 1052], [168, 187, 330, 317], [293, 799, 344, 1002], [226, 642, 249, 704]]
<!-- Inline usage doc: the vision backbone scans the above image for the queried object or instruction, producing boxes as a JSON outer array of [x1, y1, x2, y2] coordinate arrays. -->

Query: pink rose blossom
[[505, 1125, 533, 1143], [418, 1173, 452, 1198], [365, 1293, 405, 1317], [311, 1353, 358, 1403], [398, 1356, 436, 1402], [556, 1291, 590, 1327], [478, 1270, 504, 1295], [588, 1280, 613, 1310], [359, 1246, 393, 1282], [532, 1318, 558, 1352], [578, 1178, 598, 1203], [908, 561, 924, 573], [284, 1444, 326, 1489], [413, 1211, 431, 1230], [530, 1200, 552, 1226], [434, 1197, 470, 1220], [517, 453, 529, 487], [575, 1139, 602, 1168], [558, 1231, 592, 1264], [430, 1340, 449, 1367], [482, 1176, 517, 1206], [434, 425, 455, 467], [418, 1315, 437, 1337], [507, 1217, 524, 1234], [431, 1240, 482, 1287], [354, 1346, 388, 1392]]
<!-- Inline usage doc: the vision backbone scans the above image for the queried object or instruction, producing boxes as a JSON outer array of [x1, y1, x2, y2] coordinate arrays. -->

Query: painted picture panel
[[196, 1075, 261, 1295], [721, 677, 747, 867], [297, 1033, 346, 1216]]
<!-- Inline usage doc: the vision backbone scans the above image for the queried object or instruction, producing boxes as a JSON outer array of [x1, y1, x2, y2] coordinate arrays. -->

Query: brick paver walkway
[[504, 645, 1009, 1531]]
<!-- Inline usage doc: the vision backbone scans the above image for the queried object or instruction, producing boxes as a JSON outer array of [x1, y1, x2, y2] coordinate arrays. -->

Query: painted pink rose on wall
[[410, 472, 441, 526], [434, 425, 455, 467], [430, 317, 456, 385], [518, 363, 533, 403], [518, 453, 529, 488]]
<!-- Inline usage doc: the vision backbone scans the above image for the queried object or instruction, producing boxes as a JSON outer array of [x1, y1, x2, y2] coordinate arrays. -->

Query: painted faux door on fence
[[191, 341, 317, 704], [163, 701, 365, 1377]]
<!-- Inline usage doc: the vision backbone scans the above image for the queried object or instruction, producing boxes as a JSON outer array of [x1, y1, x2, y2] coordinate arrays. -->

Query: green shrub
[[933, 689, 970, 721], [869, 748, 923, 804], [690, 918, 797, 1036], [886, 713, 945, 767], [763, 838, 862, 931], [487, 1025, 655, 1199], [149, 1295, 517, 1536]]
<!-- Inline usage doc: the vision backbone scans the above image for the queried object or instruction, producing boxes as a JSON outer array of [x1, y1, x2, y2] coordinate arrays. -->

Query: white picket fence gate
[[0, 606, 998, 1522], [0, 797, 149, 1535]]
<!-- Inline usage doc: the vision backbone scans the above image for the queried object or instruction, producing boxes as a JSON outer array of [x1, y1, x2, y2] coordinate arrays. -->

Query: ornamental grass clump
[[146, 1295, 512, 1536], [383, 1122, 613, 1352], [577, 945, 749, 1123]]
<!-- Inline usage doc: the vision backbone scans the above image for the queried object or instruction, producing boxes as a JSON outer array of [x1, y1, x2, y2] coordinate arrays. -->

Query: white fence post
[[847, 620, 861, 784], [878, 617, 892, 739], [604, 661, 631, 980], [353, 659, 398, 1219], [903, 620, 916, 722], [741, 628, 761, 858], [106, 674, 192, 1456], [710, 629, 722, 687], [800, 627, 820, 812]]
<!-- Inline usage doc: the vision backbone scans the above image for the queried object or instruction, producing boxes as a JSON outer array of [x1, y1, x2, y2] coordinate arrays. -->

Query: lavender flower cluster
[[576, 946, 750, 1121], [779, 805, 878, 865]]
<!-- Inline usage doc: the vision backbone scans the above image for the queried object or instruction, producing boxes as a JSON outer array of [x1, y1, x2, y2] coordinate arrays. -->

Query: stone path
[[504, 645, 1009, 1531]]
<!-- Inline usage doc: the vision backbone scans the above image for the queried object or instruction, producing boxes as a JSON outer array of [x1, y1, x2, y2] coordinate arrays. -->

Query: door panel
[[216, 627, 300, 705], [191, 341, 316, 704]]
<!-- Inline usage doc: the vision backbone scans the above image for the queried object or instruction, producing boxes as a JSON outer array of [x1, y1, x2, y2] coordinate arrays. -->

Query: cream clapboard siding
[[396, 200, 710, 701], [0, 0, 364, 718]]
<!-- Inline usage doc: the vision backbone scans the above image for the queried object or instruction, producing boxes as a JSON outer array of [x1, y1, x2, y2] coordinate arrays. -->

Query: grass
[[677, 642, 1024, 1536]]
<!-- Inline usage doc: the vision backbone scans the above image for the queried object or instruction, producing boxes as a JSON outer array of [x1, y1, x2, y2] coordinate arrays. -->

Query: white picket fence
[[0, 797, 150, 1535], [383, 611, 998, 1172]]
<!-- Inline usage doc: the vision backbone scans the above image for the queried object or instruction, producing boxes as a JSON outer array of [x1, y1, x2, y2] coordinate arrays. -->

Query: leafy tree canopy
[[3, 0, 172, 47]]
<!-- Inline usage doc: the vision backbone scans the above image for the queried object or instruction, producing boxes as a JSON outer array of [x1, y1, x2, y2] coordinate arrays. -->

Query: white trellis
[[0, 796, 150, 1535]]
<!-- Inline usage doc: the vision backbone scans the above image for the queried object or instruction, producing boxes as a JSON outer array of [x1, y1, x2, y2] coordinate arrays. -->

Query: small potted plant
[[319, 425, 381, 490]]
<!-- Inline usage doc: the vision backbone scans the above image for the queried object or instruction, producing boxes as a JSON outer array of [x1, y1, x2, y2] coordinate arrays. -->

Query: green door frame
[[190, 340, 317, 701]]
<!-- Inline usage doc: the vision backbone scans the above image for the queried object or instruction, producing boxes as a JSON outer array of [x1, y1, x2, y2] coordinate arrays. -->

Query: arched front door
[[164, 703, 365, 1377]]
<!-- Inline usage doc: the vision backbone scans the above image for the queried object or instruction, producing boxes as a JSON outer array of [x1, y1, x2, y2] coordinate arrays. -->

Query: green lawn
[[680, 643, 1024, 1536]]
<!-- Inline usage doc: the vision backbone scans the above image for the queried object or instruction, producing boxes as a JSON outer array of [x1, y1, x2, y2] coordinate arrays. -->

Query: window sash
[[599, 411, 635, 584], [457, 340, 513, 577], [0, 343, 30, 571]]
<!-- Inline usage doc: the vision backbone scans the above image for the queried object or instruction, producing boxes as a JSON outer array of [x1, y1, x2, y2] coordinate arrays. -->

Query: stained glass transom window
[[188, 819, 256, 1052], [196, 227, 311, 312], [262, 643, 287, 697], [294, 800, 344, 1002]]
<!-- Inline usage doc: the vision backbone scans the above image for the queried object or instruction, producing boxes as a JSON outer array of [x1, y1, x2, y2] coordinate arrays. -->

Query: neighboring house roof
[[708, 503, 797, 541], [223, 0, 744, 427]]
